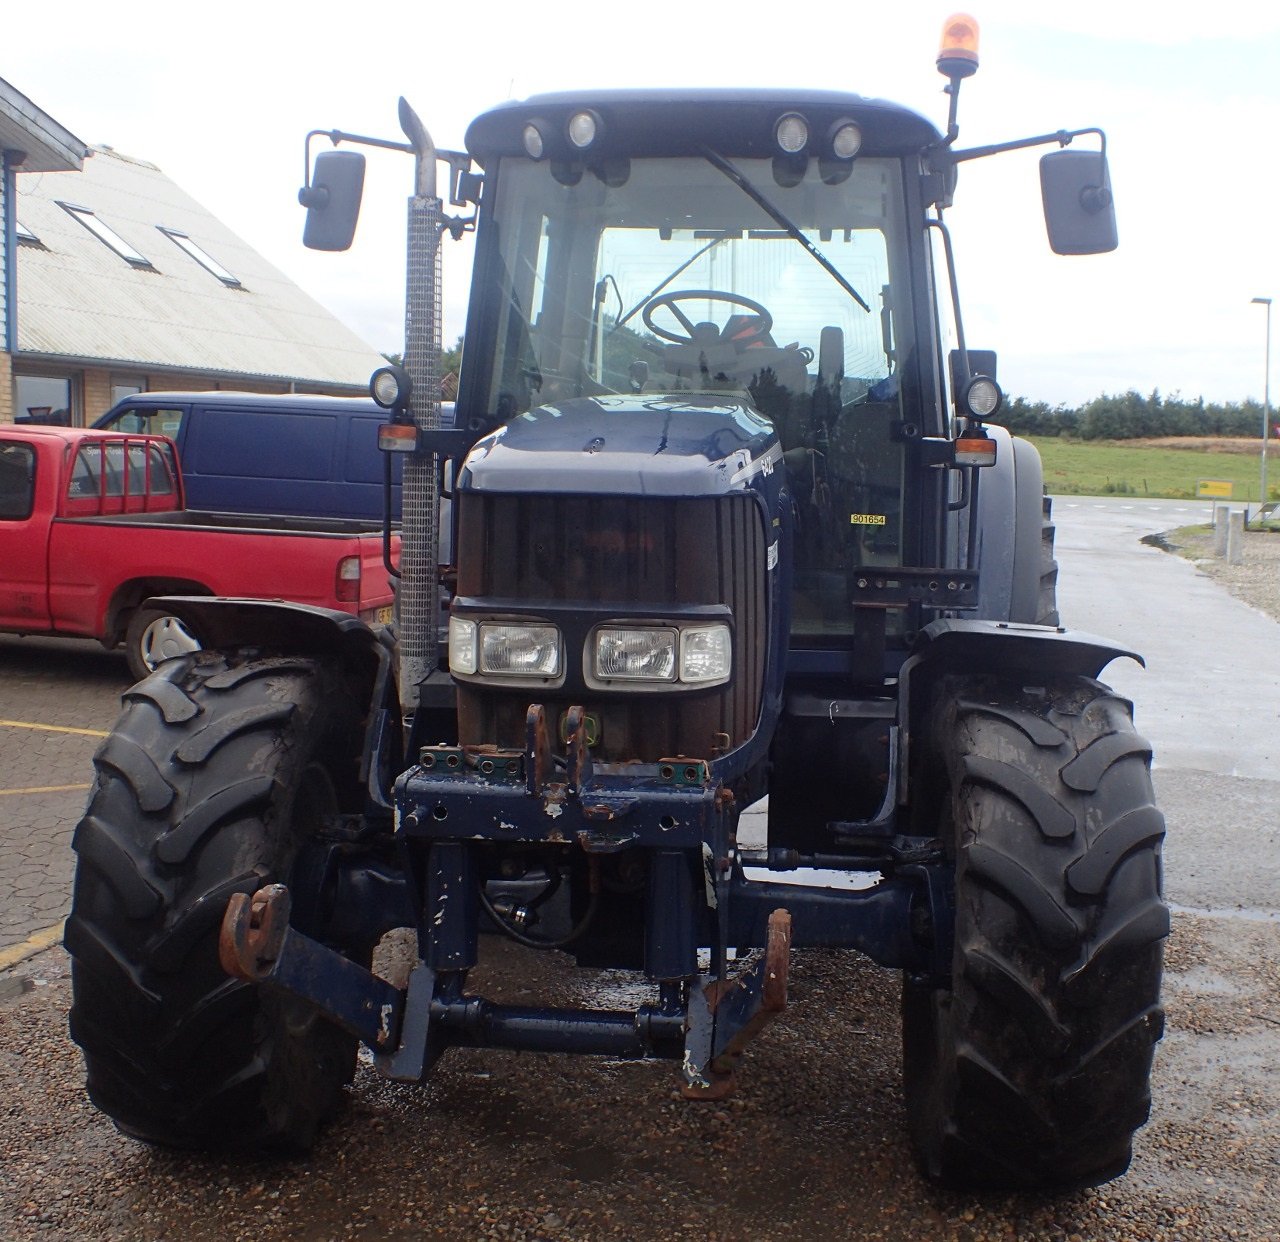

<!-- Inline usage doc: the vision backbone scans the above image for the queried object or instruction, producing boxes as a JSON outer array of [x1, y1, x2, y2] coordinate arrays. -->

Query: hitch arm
[[682, 907, 792, 1099], [220, 885, 405, 1052]]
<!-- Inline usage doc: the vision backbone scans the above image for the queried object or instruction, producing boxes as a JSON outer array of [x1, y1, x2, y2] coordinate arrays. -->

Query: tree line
[[990, 390, 1276, 441]]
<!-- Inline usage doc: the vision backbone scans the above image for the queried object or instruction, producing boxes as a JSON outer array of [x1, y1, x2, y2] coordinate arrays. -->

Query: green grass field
[[1028, 437, 1275, 502]]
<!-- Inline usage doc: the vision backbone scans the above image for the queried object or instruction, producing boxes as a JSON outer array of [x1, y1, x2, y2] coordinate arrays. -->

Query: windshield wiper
[[700, 146, 871, 314]]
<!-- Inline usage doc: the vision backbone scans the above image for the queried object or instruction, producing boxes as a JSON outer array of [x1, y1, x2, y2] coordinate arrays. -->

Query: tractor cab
[[457, 91, 942, 643]]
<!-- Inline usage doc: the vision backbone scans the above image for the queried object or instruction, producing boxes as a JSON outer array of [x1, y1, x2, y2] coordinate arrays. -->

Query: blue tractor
[[67, 16, 1166, 1190]]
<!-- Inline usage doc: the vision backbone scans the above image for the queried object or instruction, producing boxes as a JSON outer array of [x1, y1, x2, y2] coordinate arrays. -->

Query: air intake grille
[[455, 493, 767, 761]]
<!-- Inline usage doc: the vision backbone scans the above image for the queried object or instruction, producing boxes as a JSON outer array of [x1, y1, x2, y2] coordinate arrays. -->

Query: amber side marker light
[[378, 423, 419, 453], [937, 12, 981, 78], [954, 434, 997, 467]]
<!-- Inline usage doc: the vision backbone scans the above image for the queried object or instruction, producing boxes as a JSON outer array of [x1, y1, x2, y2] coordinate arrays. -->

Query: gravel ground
[[1, 522, 1278, 1240], [1163, 523, 1280, 624], [4, 918, 1280, 1242]]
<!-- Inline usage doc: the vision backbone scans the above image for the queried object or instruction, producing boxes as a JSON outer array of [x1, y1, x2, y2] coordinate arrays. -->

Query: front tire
[[67, 652, 367, 1150], [902, 673, 1167, 1190]]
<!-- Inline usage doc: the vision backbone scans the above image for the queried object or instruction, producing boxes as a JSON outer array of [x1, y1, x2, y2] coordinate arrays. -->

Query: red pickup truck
[[0, 425, 395, 678]]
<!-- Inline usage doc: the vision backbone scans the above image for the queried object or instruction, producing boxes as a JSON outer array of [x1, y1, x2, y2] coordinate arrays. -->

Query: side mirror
[[1040, 148, 1117, 255], [299, 149, 367, 252]]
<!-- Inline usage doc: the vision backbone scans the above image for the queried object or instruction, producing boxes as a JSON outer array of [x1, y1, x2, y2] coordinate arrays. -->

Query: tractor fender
[[142, 595, 401, 808], [140, 595, 385, 682], [965, 426, 1048, 623], [895, 618, 1144, 805]]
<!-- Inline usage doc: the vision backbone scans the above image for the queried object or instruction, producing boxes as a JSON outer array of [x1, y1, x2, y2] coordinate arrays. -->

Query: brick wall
[[82, 369, 112, 424]]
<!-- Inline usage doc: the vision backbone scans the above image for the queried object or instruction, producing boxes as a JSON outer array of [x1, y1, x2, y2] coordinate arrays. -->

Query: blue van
[[93, 392, 404, 520]]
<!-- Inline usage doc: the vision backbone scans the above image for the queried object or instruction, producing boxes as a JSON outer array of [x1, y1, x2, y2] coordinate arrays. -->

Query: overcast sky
[[8, 1, 1278, 408]]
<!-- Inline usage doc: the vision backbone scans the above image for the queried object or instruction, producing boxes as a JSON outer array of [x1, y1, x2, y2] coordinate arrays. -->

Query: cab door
[[0, 437, 50, 629]]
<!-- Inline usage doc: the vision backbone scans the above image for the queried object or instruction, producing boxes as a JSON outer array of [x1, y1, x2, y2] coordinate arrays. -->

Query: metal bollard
[[1214, 506, 1229, 556], [1227, 509, 1244, 565]]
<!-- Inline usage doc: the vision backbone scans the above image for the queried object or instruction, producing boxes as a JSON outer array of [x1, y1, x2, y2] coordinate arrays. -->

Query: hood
[[458, 394, 781, 496]]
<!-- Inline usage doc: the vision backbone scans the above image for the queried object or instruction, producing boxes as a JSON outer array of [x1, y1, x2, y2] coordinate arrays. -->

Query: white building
[[1, 75, 385, 425]]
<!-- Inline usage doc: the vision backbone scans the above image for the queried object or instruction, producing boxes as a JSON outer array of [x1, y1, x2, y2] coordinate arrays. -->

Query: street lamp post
[[1252, 296, 1272, 509]]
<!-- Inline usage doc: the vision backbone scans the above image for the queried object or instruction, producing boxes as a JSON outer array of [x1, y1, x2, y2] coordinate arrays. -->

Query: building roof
[[14, 146, 385, 389], [0, 78, 86, 172]]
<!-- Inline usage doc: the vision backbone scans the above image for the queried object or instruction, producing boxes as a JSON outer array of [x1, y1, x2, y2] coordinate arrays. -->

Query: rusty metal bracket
[[219, 884, 406, 1053], [525, 703, 553, 795], [565, 704, 593, 793], [681, 907, 792, 1099], [220, 884, 292, 980]]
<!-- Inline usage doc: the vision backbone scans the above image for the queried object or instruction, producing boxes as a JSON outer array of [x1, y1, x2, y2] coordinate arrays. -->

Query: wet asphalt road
[[1, 498, 1279, 1240]]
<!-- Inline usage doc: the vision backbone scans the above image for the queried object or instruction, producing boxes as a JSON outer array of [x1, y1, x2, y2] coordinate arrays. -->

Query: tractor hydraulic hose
[[478, 881, 599, 950], [477, 857, 600, 950]]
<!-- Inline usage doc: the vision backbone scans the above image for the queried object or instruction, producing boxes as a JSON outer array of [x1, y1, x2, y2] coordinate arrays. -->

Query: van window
[[189, 408, 336, 479], [0, 442, 36, 519], [109, 406, 185, 438]]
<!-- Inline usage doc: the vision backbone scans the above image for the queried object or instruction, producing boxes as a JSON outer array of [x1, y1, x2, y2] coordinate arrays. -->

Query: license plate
[[375, 605, 394, 625]]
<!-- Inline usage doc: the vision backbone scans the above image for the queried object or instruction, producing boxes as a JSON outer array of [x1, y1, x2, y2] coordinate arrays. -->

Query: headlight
[[449, 618, 562, 678], [480, 623, 561, 677], [592, 623, 732, 686], [679, 624, 732, 683], [567, 109, 600, 150], [448, 616, 477, 675], [829, 120, 863, 160], [370, 363, 411, 410], [775, 112, 809, 154], [594, 627, 677, 682], [962, 374, 1003, 419], [522, 121, 547, 160]]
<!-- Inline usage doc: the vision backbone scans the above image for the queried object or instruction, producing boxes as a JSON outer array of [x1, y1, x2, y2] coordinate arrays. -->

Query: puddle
[[564, 968, 655, 1011], [1163, 966, 1251, 997], [560, 1142, 621, 1181], [0, 976, 35, 1005], [1168, 902, 1280, 923]]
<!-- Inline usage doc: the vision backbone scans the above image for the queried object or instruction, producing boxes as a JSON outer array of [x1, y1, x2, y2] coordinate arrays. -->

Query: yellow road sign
[[1195, 479, 1234, 499]]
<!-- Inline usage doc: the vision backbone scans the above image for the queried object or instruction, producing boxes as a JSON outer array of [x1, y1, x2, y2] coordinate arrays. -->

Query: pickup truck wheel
[[902, 673, 1167, 1190], [66, 652, 366, 1151], [124, 606, 202, 681]]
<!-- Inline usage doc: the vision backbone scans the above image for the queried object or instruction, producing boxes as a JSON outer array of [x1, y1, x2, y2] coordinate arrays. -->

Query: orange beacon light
[[937, 13, 980, 79]]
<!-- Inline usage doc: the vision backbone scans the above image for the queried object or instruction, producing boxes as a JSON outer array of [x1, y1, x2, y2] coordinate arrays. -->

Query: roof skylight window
[[15, 219, 40, 245], [58, 202, 154, 268], [158, 226, 242, 287]]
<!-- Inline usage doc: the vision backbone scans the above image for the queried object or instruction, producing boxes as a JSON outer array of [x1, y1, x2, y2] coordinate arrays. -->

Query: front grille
[[455, 492, 767, 762]]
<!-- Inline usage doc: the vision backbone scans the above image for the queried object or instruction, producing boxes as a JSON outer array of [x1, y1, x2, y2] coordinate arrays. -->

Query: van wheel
[[125, 607, 201, 681]]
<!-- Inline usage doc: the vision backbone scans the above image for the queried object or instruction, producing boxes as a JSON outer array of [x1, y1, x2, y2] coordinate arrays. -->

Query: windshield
[[476, 153, 917, 637], [481, 154, 911, 416]]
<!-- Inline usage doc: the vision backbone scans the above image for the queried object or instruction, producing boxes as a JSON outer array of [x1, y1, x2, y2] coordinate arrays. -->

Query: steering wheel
[[641, 289, 773, 346]]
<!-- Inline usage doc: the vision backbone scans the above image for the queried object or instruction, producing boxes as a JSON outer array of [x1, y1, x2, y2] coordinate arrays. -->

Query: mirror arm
[[301, 117, 479, 220], [950, 126, 1105, 164], [301, 127, 475, 194], [300, 127, 416, 207]]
